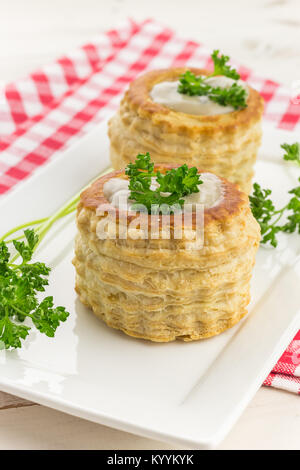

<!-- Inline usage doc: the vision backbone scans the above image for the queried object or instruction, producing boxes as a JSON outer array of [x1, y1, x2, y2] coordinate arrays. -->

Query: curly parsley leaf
[[178, 70, 247, 109], [125, 152, 155, 179], [0, 316, 30, 350], [249, 178, 300, 247], [281, 185, 300, 234], [12, 228, 39, 264], [281, 142, 300, 167], [0, 229, 69, 349], [31, 297, 69, 337], [125, 152, 155, 194], [208, 82, 247, 109], [211, 49, 240, 80], [126, 154, 202, 213]]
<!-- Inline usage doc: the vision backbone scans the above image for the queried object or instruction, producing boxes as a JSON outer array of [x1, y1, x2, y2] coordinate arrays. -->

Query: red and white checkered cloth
[[264, 331, 300, 394], [0, 18, 299, 394]]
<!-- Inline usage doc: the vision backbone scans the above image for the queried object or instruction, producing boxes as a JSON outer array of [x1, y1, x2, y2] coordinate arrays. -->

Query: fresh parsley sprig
[[281, 142, 300, 167], [177, 50, 247, 110], [249, 179, 300, 247], [125, 153, 203, 213], [209, 82, 247, 109], [0, 229, 69, 349], [177, 71, 210, 97], [210, 49, 240, 80], [178, 71, 247, 110], [0, 168, 116, 350]]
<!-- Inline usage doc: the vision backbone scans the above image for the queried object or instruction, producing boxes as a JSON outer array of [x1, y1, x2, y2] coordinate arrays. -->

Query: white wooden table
[[0, 0, 300, 450]]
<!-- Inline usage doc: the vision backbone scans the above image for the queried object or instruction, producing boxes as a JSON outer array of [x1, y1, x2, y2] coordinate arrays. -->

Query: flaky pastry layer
[[108, 68, 264, 193]]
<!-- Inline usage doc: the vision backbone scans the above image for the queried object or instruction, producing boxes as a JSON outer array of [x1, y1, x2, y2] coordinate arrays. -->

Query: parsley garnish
[[177, 70, 210, 97], [210, 49, 240, 80], [125, 153, 203, 213], [177, 49, 247, 110], [281, 142, 300, 167], [0, 229, 69, 349], [249, 179, 300, 247], [0, 169, 114, 348]]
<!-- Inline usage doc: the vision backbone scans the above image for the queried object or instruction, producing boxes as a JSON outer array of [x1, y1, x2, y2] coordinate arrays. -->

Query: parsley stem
[[266, 204, 289, 230], [273, 204, 288, 216], [11, 305, 27, 317], [4, 205, 77, 243], [270, 210, 285, 227]]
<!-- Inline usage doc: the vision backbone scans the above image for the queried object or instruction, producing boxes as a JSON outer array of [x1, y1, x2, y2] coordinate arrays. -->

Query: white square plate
[[0, 122, 299, 449]]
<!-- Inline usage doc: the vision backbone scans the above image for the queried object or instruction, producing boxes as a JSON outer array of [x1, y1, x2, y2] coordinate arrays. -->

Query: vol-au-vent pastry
[[73, 161, 261, 342], [108, 52, 264, 194]]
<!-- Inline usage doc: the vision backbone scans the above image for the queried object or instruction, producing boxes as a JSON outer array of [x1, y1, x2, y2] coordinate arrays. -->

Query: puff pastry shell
[[108, 68, 264, 194], [73, 165, 261, 342]]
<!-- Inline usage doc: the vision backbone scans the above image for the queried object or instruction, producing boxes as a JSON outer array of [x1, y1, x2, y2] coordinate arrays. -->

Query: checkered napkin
[[264, 331, 300, 394], [0, 18, 299, 393]]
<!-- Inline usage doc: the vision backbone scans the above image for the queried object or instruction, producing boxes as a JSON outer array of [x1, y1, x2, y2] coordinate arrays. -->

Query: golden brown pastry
[[108, 68, 264, 194], [73, 165, 260, 342]]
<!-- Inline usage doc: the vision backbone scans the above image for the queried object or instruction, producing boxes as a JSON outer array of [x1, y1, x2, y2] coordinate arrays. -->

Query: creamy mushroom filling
[[150, 76, 248, 116], [103, 173, 224, 212]]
